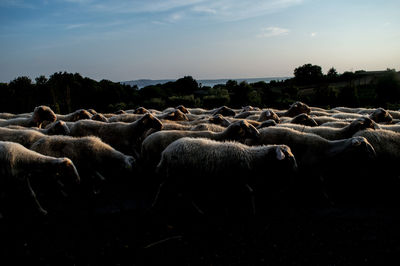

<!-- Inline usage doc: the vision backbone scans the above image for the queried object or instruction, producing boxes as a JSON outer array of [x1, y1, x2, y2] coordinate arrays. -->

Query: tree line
[[1, 64, 399, 114]]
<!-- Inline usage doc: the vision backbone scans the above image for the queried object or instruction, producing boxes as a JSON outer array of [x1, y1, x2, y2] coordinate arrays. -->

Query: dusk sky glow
[[1, 0, 399, 82]]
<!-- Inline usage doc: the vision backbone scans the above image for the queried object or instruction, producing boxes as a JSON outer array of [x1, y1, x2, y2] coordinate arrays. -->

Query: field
[[1, 104, 400, 265]]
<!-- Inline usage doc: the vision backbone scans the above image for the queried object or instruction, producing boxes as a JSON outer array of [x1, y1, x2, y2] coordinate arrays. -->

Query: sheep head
[[291, 113, 318, 127], [209, 114, 231, 127], [349, 117, 376, 133], [140, 113, 163, 131], [227, 120, 260, 140], [213, 106, 236, 117], [32, 105, 57, 127], [47, 121, 70, 135], [91, 113, 109, 122], [259, 109, 280, 123], [115, 109, 127, 115], [134, 107, 149, 114], [72, 109, 92, 121], [286, 101, 311, 117], [369, 107, 393, 123]]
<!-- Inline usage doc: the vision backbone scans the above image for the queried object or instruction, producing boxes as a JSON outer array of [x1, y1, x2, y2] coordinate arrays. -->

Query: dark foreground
[[1, 193, 400, 265]]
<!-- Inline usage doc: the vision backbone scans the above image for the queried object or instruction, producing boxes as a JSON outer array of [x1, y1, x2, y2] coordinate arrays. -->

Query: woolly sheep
[[69, 113, 162, 156], [210, 106, 236, 117], [0, 127, 46, 148], [0, 106, 56, 128], [6, 120, 70, 136], [277, 117, 376, 140], [30, 135, 135, 188], [256, 120, 277, 129], [141, 120, 260, 169], [56, 109, 92, 122], [190, 123, 226, 132], [154, 137, 297, 215], [0, 141, 80, 215], [248, 127, 375, 172]]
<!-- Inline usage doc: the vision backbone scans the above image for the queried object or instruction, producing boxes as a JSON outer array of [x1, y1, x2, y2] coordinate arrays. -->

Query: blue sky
[[0, 0, 399, 82]]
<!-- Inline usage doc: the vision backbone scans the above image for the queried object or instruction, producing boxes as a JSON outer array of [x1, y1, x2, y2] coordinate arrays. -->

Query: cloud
[[0, 0, 36, 8], [257, 27, 290, 38], [310, 32, 317, 37], [65, 23, 88, 30], [59, 0, 303, 21]]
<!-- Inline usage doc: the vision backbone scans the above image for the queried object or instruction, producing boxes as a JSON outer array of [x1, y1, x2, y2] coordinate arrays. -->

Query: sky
[[0, 0, 399, 83]]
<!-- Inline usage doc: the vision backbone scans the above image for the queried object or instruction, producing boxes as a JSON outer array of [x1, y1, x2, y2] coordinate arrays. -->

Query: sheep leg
[[25, 178, 48, 215]]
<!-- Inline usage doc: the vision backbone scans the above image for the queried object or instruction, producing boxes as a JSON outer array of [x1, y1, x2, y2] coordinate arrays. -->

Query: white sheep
[[69, 113, 163, 156], [0, 106, 56, 128], [277, 117, 376, 140], [30, 135, 135, 189], [141, 120, 260, 169], [0, 141, 80, 215], [154, 137, 296, 215], [56, 109, 92, 122], [276, 101, 311, 117], [6, 120, 70, 136], [0, 127, 46, 148]]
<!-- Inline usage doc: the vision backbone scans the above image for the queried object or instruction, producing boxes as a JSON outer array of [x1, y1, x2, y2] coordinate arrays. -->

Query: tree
[[294, 63, 323, 84], [327, 67, 338, 81]]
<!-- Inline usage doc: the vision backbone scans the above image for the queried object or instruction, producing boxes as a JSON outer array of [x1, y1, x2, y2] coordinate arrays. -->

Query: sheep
[[56, 109, 92, 122], [0, 106, 56, 128], [91, 113, 109, 122], [276, 101, 311, 117], [161, 122, 194, 131], [332, 107, 371, 113], [0, 141, 80, 215], [289, 113, 318, 127], [387, 110, 400, 120], [5, 120, 70, 136], [277, 117, 376, 140], [141, 120, 260, 169], [87, 109, 97, 115], [241, 105, 261, 112], [186, 107, 208, 115], [69, 113, 163, 157], [331, 112, 364, 120], [312, 116, 343, 125], [352, 129, 400, 202], [0, 112, 31, 119], [377, 124, 400, 133], [248, 127, 375, 172], [30, 136, 135, 190], [114, 110, 126, 115], [153, 137, 297, 215], [0, 127, 46, 148], [108, 113, 143, 123]]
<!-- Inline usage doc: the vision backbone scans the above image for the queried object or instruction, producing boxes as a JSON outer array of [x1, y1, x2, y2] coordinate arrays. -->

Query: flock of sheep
[[1, 102, 400, 218]]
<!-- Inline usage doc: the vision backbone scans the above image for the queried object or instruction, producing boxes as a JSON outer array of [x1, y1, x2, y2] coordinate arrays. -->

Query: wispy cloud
[[257, 27, 290, 38], [0, 0, 37, 9], [58, 0, 303, 21], [310, 32, 317, 37], [65, 23, 88, 30]]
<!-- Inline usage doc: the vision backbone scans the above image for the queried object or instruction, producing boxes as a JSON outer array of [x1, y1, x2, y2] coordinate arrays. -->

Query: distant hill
[[122, 77, 291, 89]]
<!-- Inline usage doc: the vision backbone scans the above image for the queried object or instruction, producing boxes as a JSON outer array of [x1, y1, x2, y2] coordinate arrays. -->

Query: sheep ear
[[276, 147, 286, 160]]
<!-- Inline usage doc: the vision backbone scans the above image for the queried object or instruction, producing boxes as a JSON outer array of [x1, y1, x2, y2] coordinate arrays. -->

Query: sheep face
[[209, 114, 230, 127], [47, 121, 70, 135], [238, 120, 260, 140], [286, 101, 311, 117], [291, 114, 318, 127], [71, 109, 92, 121], [91, 113, 109, 122], [175, 105, 189, 114], [259, 110, 280, 123], [213, 106, 236, 117], [134, 107, 149, 114], [140, 113, 163, 131], [32, 106, 56, 126], [370, 108, 393, 123], [348, 117, 375, 133], [165, 110, 189, 121]]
